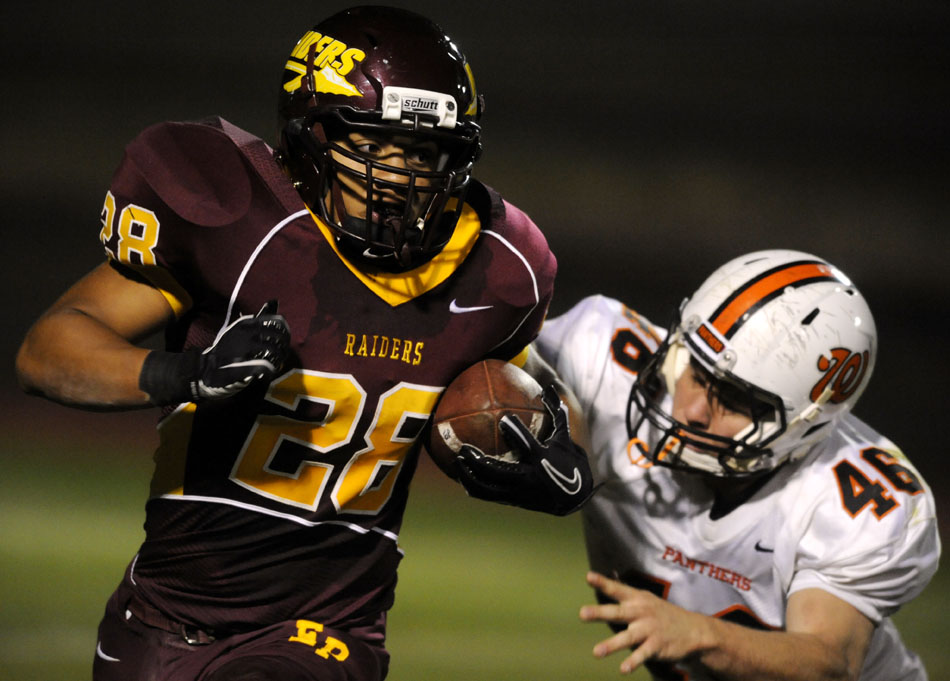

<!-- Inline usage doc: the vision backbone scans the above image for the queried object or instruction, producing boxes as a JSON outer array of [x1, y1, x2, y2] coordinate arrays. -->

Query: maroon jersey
[[98, 117, 556, 636]]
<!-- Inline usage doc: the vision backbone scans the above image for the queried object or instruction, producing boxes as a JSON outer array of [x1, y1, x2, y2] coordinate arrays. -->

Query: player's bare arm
[[18, 259, 291, 409], [16, 261, 173, 408], [581, 560, 874, 680]]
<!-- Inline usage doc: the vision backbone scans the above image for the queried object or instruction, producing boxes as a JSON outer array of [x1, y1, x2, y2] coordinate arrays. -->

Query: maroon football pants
[[93, 580, 389, 681]]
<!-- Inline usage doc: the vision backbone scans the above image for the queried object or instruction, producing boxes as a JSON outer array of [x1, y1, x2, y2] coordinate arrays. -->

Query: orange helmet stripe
[[710, 261, 838, 338]]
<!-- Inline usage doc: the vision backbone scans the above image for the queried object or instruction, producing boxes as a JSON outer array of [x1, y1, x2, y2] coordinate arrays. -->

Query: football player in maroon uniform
[[15, 6, 591, 681]]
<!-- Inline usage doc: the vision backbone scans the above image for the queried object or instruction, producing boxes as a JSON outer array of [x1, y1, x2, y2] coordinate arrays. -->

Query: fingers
[[230, 311, 291, 366], [541, 384, 568, 430], [456, 445, 524, 486], [194, 304, 291, 401], [580, 573, 639, 627], [498, 403, 562, 455], [256, 319, 291, 365], [454, 456, 514, 504], [580, 601, 629, 625], [454, 470, 506, 503], [586, 571, 636, 600], [619, 648, 651, 676], [592, 629, 648, 662], [581, 572, 691, 675], [583, 616, 654, 675], [499, 413, 538, 455]]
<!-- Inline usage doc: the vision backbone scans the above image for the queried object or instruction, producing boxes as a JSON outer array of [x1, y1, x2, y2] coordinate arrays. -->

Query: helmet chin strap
[[780, 387, 836, 464], [789, 387, 834, 427], [678, 446, 731, 476], [385, 212, 412, 268], [661, 335, 691, 396]]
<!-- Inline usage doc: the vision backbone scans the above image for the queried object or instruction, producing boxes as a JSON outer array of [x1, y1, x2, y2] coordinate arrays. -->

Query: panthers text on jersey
[[536, 295, 940, 681], [97, 117, 556, 637]]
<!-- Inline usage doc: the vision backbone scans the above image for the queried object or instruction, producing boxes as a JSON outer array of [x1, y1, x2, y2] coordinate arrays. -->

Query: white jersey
[[537, 295, 940, 681]]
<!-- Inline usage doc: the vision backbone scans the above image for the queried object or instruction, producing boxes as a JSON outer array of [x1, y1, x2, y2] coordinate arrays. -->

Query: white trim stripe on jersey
[[480, 229, 541, 354], [219, 208, 310, 336]]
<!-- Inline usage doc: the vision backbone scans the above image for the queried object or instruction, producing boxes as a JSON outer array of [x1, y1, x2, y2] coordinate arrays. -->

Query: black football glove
[[454, 385, 594, 516], [139, 300, 291, 405]]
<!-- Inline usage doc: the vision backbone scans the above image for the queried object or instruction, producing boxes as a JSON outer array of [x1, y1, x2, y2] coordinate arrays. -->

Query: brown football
[[427, 359, 552, 480]]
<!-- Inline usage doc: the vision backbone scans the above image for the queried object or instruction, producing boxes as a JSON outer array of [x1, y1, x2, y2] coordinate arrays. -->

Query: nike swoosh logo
[[96, 641, 120, 662], [754, 541, 774, 553], [362, 248, 390, 259], [219, 359, 277, 372], [541, 458, 583, 495], [449, 299, 494, 314]]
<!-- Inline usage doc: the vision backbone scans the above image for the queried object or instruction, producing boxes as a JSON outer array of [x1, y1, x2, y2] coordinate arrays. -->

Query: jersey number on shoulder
[[230, 370, 441, 515], [833, 447, 924, 520], [611, 307, 661, 375], [99, 191, 161, 265]]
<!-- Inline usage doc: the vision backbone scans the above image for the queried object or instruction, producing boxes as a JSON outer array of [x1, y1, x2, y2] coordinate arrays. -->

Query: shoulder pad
[[124, 118, 254, 227], [464, 180, 499, 226]]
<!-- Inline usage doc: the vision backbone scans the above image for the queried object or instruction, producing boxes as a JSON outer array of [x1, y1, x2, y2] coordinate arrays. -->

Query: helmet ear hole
[[801, 308, 820, 325]]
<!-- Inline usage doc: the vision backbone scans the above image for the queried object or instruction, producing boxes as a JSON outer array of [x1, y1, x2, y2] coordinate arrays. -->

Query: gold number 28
[[231, 370, 441, 515]]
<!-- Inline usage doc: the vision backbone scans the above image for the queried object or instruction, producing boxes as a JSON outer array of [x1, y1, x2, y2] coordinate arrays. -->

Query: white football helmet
[[629, 249, 877, 476]]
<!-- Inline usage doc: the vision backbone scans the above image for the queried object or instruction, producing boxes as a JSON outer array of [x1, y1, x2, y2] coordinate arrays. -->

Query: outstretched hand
[[454, 385, 593, 515], [580, 571, 709, 675]]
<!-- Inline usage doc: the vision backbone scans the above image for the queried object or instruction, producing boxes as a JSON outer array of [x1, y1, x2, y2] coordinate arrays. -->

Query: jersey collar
[[308, 204, 481, 307]]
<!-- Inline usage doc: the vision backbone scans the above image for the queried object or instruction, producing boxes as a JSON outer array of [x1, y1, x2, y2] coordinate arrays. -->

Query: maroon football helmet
[[277, 6, 484, 271]]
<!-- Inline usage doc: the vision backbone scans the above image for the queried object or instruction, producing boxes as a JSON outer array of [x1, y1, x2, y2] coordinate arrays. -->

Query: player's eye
[[716, 395, 746, 416], [406, 145, 437, 168], [354, 140, 383, 157], [689, 364, 709, 389]]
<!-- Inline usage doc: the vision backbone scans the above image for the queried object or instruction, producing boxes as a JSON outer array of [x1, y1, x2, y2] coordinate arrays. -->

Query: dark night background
[[2, 0, 947, 533]]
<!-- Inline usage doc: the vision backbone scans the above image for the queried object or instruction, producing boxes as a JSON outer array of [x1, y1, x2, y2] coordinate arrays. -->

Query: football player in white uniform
[[535, 250, 940, 680]]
